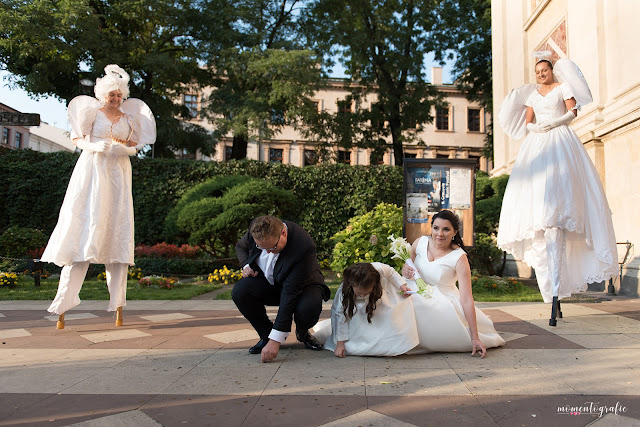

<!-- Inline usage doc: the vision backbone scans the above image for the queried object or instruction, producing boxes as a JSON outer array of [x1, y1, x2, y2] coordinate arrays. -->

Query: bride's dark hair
[[431, 210, 466, 253], [535, 59, 553, 69], [342, 263, 383, 323]]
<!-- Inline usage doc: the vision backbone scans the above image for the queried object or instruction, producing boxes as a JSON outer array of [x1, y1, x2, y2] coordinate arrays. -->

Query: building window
[[14, 132, 22, 148], [435, 108, 449, 131], [338, 150, 351, 164], [370, 151, 385, 165], [404, 152, 417, 159], [370, 103, 385, 131], [184, 94, 199, 118], [467, 108, 481, 132], [303, 149, 317, 166], [224, 146, 233, 161], [2, 128, 9, 145], [269, 148, 283, 163], [337, 100, 353, 115], [311, 100, 321, 112]]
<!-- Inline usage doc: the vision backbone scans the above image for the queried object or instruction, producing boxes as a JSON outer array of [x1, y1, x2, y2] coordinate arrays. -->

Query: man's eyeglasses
[[256, 227, 284, 251]]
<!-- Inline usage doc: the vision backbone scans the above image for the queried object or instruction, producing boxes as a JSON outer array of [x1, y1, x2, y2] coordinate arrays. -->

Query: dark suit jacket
[[236, 220, 330, 332]]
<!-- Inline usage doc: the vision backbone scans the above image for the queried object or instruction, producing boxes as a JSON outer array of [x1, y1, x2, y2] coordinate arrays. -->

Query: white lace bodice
[[91, 110, 133, 141], [525, 83, 574, 123]]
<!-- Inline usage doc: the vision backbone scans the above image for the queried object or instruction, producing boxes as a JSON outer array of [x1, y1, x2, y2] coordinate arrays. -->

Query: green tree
[[0, 0, 221, 157], [435, 0, 493, 159], [301, 0, 454, 165], [198, 0, 324, 160]]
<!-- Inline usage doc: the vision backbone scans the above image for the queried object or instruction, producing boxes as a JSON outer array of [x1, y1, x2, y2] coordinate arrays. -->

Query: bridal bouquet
[[387, 235, 435, 299]]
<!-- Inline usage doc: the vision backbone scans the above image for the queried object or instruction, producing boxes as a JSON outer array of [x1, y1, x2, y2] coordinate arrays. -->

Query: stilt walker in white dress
[[41, 65, 156, 329], [497, 53, 618, 326]]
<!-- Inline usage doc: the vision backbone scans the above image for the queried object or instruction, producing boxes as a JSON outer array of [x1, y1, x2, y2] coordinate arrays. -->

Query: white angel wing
[[497, 84, 537, 140], [553, 59, 593, 109], [120, 98, 156, 147], [67, 95, 101, 140]]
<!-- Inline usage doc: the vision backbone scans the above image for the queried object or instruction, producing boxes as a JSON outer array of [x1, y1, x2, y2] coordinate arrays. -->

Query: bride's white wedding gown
[[497, 82, 618, 303], [313, 242, 505, 356]]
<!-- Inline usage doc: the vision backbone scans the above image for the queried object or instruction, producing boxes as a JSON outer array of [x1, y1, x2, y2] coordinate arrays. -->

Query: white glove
[[109, 143, 137, 157], [547, 110, 575, 129], [75, 137, 111, 152], [526, 122, 550, 133]]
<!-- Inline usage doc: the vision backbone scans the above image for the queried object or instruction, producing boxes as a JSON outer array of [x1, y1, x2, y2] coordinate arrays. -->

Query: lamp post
[[79, 78, 94, 95]]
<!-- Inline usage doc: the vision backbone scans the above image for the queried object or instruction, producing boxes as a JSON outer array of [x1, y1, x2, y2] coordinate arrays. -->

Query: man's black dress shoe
[[296, 329, 323, 351], [249, 338, 269, 354]]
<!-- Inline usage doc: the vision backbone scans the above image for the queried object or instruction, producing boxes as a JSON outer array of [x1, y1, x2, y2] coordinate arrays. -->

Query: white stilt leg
[[545, 228, 566, 326], [105, 263, 128, 312], [48, 262, 90, 328]]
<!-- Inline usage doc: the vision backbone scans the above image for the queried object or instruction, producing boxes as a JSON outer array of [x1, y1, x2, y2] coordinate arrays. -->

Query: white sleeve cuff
[[268, 329, 289, 343]]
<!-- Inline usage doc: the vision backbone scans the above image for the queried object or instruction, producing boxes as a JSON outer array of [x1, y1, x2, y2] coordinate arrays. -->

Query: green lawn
[[0, 276, 220, 301], [216, 277, 543, 302], [1, 274, 543, 303]]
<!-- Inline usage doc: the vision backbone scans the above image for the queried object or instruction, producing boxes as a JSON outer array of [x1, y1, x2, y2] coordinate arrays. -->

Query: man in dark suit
[[233, 215, 330, 362]]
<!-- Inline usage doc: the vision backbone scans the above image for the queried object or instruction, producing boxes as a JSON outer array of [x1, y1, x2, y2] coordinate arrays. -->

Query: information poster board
[[403, 159, 476, 247]]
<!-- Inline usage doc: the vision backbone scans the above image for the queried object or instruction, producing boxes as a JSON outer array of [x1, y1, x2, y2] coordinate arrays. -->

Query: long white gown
[[496, 82, 618, 303], [313, 250, 504, 356], [41, 97, 154, 267]]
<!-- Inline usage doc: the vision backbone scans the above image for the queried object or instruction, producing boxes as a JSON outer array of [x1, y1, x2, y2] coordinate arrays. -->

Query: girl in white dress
[[41, 65, 156, 329], [320, 262, 420, 358], [497, 57, 618, 325], [314, 212, 504, 357]]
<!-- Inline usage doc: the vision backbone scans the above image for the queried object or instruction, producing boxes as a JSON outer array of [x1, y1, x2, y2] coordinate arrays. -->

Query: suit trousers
[[232, 275, 325, 340]]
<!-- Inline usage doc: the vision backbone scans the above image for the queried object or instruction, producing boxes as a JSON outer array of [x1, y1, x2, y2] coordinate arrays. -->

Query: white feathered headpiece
[[94, 64, 130, 104]]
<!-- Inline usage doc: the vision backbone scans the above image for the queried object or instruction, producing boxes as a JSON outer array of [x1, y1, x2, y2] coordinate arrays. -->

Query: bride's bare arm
[[456, 254, 487, 358]]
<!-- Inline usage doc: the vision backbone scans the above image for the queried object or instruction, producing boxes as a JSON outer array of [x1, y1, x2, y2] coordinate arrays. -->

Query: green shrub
[[171, 176, 298, 257], [330, 203, 403, 274], [164, 175, 253, 243], [0, 226, 48, 258], [467, 232, 505, 276]]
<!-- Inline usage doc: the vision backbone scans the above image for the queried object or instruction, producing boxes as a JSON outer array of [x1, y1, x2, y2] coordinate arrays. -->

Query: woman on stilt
[[497, 52, 618, 325], [41, 64, 156, 328]]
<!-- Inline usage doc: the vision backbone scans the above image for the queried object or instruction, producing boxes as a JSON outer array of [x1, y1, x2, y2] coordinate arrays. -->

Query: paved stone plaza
[[0, 298, 639, 426]]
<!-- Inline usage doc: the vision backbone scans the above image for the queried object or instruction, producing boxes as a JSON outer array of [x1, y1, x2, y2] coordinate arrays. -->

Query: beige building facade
[[185, 68, 491, 172], [492, 0, 640, 295], [1, 102, 74, 153]]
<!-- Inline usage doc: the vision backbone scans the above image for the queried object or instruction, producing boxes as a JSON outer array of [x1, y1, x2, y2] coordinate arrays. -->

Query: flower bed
[[0, 272, 18, 287], [138, 275, 179, 290], [208, 265, 242, 285]]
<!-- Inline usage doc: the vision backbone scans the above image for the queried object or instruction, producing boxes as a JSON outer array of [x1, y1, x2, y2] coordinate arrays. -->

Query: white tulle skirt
[[497, 125, 618, 302]]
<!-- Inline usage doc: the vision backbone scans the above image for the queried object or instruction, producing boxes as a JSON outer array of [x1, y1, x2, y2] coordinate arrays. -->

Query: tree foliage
[[0, 0, 218, 157], [198, 0, 324, 159], [434, 0, 493, 158], [300, 0, 455, 165]]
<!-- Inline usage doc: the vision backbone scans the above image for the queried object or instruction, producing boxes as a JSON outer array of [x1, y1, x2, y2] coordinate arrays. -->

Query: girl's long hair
[[431, 210, 466, 252], [341, 263, 383, 323]]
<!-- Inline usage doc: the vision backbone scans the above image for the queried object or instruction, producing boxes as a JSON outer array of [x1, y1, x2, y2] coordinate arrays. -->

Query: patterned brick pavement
[[0, 299, 639, 426]]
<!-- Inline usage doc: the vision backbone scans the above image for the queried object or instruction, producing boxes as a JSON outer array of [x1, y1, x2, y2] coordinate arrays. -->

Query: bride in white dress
[[41, 64, 155, 328], [497, 56, 618, 325], [313, 211, 504, 357]]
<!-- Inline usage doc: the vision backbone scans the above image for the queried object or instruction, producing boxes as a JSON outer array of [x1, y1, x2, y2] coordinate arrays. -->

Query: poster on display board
[[403, 159, 476, 247]]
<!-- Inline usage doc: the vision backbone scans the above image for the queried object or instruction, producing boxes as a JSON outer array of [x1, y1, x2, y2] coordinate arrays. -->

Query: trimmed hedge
[[0, 148, 403, 257]]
